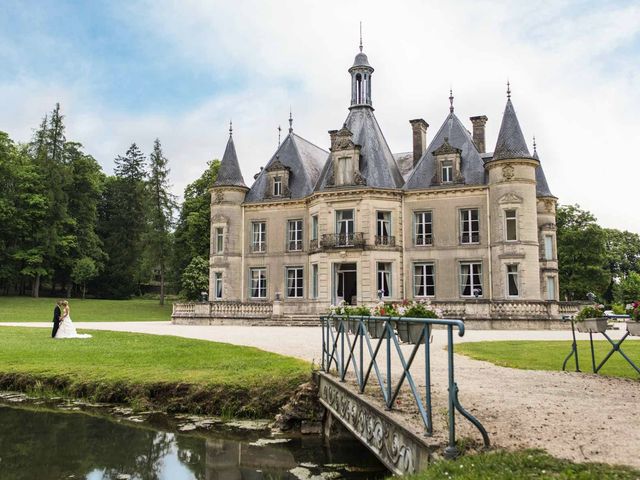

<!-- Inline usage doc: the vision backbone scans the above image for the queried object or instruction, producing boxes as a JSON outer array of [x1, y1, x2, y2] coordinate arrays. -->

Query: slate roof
[[213, 135, 247, 188], [393, 152, 414, 180], [315, 107, 405, 190], [245, 132, 328, 202], [351, 52, 372, 69], [404, 113, 486, 190], [533, 149, 555, 198], [492, 98, 533, 161]]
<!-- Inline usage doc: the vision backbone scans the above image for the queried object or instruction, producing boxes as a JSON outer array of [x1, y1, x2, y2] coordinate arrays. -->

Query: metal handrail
[[321, 314, 490, 458]]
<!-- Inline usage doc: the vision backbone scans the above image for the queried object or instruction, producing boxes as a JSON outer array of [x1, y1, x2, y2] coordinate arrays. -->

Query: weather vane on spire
[[359, 21, 363, 52], [229, 119, 233, 136], [449, 88, 454, 113], [288, 107, 293, 133], [507, 80, 511, 99]]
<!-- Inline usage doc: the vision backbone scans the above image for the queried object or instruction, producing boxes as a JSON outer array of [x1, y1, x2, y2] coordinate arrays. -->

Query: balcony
[[320, 232, 365, 249], [415, 236, 433, 246], [374, 235, 396, 247], [461, 233, 480, 244]]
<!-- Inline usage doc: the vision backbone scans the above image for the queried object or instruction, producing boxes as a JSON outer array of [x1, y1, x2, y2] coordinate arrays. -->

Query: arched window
[[355, 73, 362, 104]]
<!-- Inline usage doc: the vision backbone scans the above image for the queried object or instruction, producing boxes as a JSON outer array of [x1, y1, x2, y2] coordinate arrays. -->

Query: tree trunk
[[159, 264, 165, 306], [82, 283, 86, 300], [32, 274, 41, 298]]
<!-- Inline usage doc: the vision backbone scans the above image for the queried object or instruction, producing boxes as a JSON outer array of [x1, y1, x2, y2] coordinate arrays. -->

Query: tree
[[556, 204, 610, 301], [145, 139, 176, 305], [171, 160, 219, 288], [180, 256, 209, 300], [71, 257, 98, 299], [603, 228, 640, 279], [614, 272, 640, 304]]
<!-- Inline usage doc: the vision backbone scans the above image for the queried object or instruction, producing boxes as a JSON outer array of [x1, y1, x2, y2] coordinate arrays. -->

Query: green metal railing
[[321, 314, 490, 458]]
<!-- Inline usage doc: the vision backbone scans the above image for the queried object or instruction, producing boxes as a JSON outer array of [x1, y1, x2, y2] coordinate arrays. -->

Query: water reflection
[[0, 404, 386, 480]]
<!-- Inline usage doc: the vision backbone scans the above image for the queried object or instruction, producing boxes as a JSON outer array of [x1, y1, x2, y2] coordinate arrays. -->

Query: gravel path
[[3, 322, 639, 468]]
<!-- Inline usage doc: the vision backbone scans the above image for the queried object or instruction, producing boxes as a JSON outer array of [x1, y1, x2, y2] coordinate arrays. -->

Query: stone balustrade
[[173, 301, 273, 320]]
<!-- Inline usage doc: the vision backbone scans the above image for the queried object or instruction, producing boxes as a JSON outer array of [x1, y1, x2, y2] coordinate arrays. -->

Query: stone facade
[[195, 42, 560, 324]]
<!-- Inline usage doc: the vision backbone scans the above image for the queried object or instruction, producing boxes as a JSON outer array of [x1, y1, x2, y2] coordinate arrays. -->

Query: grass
[[402, 449, 640, 479], [0, 296, 173, 322], [0, 327, 311, 417], [456, 340, 640, 380]]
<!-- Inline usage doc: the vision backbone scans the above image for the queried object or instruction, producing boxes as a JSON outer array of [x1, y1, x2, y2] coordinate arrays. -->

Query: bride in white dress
[[55, 300, 92, 339]]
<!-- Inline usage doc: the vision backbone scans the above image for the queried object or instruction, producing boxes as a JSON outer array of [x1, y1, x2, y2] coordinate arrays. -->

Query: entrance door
[[335, 263, 357, 305]]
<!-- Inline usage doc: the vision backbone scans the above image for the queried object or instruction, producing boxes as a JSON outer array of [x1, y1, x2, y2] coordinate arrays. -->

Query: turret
[[485, 85, 541, 300], [209, 122, 248, 301], [349, 32, 374, 108]]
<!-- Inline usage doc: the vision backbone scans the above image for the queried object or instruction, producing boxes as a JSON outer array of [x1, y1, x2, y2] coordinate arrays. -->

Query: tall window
[[252, 222, 266, 252], [336, 209, 354, 245], [311, 215, 318, 241], [546, 276, 556, 301], [442, 160, 453, 183], [505, 210, 517, 241], [288, 219, 303, 251], [376, 211, 391, 244], [460, 209, 479, 244], [311, 264, 319, 299], [215, 227, 224, 254], [250, 268, 267, 298], [544, 235, 553, 260], [414, 211, 433, 246], [414, 263, 435, 297], [286, 267, 304, 298], [507, 264, 519, 297], [460, 262, 482, 297], [273, 176, 282, 196], [214, 272, 223, 300], [377, 262, 392, 298]]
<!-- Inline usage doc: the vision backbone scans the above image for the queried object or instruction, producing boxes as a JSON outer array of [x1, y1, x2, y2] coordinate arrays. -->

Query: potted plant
[[368, 302, 394, 338], [328, 302, 346, 330], [395, 300, 441, 344], [625, 301, 640, 336], [346, 305, 370, 335], [574, 304, 608, 333]]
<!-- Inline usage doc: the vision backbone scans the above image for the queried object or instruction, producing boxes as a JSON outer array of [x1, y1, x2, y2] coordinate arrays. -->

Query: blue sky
[[1, 0, 639, 231]]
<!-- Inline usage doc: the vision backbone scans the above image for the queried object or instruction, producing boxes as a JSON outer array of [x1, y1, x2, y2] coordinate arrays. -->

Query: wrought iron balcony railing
[[321, 232, 365, 249], [250, 243, 266, 253], [415, 235, 433, 246], [460, 232, 480, 244], [309, 239, 320, 251], [374, 235, 396, 247]]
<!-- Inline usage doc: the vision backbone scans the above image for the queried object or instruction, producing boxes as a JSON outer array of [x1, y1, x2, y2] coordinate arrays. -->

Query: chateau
[[190, 42, 563, 325]]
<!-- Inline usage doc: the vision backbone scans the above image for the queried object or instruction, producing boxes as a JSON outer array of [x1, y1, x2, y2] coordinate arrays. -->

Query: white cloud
[[1, 0, 639, 231]]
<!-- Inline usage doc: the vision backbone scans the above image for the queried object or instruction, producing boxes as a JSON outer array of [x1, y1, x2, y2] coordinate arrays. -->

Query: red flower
[[380, 308, 386, 316]]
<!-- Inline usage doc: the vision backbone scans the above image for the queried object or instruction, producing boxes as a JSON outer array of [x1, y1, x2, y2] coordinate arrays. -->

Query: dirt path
[[3, 322, 639, 468]]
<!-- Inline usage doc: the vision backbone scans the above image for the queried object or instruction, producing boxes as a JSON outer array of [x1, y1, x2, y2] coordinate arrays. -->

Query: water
[[0, 403, 387, 480]]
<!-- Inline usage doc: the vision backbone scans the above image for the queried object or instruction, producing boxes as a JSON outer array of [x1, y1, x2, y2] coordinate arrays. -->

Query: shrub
[[575, 304, 605, 321]]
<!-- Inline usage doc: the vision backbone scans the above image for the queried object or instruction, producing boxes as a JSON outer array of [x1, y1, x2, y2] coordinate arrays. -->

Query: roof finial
[[533, 135, 537, 154], [359, 21, 363, 52], [277, 125, 282, 147], [507, 80, 511, 100], [288, 107, 293, 133], [229, 119, 233, 136], [449, 88, 454, 113]]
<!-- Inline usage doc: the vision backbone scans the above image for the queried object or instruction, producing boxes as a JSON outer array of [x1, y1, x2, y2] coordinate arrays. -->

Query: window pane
[[377, 263, 391, 297], [507, 265, 519, 296], [505, 210, 517, 241], [544, 236, 553, 260], [414, 263, 434, 297], [460, 262, 482, 296], [547, 277, 555, 300]]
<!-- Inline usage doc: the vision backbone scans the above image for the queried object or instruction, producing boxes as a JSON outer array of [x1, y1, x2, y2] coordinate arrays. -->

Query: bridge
[[319, 315, 490, 475]]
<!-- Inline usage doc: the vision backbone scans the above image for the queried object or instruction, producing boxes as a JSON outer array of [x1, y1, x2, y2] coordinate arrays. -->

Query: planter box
[[396, 321, 431, 344], [348, 317, 366, 334], [366, 318, 386, 339], [627, 320, 640, 337], [575, 317, 608, 334]]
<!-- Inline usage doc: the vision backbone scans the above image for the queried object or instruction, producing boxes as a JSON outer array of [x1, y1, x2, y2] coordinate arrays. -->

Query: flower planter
[[396, 321, 430, 344], [348, 317, 364, 334], [575, 317, 608, 334], [626, 320, 640, 337], [366, 318, 386, 339], [331, 317, 344, 331]]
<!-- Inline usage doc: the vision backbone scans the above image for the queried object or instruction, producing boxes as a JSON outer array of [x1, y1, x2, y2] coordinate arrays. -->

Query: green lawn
[[402, 450, 640, 479], [0, 296, 173, 322], [0, 327, 311, 417], [457, 340, 640, 380]]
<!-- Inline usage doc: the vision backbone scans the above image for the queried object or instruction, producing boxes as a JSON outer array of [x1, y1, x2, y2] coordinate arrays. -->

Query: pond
[[0, 401, 387, 480]]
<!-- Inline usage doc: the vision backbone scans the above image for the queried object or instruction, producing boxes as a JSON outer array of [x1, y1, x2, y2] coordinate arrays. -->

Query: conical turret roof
[[213, 134, 247, 188], [533, 148, 555, 198], [492, 97, 533, 161]]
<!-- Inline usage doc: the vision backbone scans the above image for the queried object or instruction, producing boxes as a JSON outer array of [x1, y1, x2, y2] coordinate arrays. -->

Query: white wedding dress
[[55, 315, 92, 339]]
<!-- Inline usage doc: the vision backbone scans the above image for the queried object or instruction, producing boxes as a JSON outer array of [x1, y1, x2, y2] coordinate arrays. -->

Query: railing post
[[424, 323, 433, 435], [340, 320, 345, 381], [322, 317, 326, 372], [359, 316, 364, 391], [386, 319, 392, 409], [444, 324, 459, 459]]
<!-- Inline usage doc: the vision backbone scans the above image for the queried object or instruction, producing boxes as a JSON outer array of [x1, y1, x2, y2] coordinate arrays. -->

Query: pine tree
[[146, 138, 176, 305]]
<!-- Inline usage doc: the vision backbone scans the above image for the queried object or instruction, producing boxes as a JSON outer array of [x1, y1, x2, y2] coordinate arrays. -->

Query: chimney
[[470, 115, 488, 153], [409, 119, 429, 166], [328, 130, 338, 151]]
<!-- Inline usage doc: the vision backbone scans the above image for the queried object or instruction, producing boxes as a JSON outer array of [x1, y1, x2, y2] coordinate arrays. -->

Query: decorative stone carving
[[353, 170, 367, 186], [213, 190, 224, 204], [498, 192, 523, 204], [318, 375, 429, 475], [432, 137, 461, 156], [333, 125, 356, 151], [544, 199, 555, 212], [502, 164, 515, 180], [211, 213, 228, 223]]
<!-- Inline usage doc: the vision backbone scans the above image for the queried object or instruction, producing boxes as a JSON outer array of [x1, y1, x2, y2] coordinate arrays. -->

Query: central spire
[[349, 24, 374, 109]]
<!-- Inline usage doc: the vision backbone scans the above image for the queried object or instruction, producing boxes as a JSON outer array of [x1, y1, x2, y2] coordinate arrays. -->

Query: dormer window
[[442, 161, 453, 183], [273, 176, 282, 196], [327, 125, 366, 187]]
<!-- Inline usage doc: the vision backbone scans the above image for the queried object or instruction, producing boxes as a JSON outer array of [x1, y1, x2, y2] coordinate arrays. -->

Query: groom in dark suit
[[51, 300, 62, 338]]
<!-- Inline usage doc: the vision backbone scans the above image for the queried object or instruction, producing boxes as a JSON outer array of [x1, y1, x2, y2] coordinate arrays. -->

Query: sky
[[1, 0, 639, 231]]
